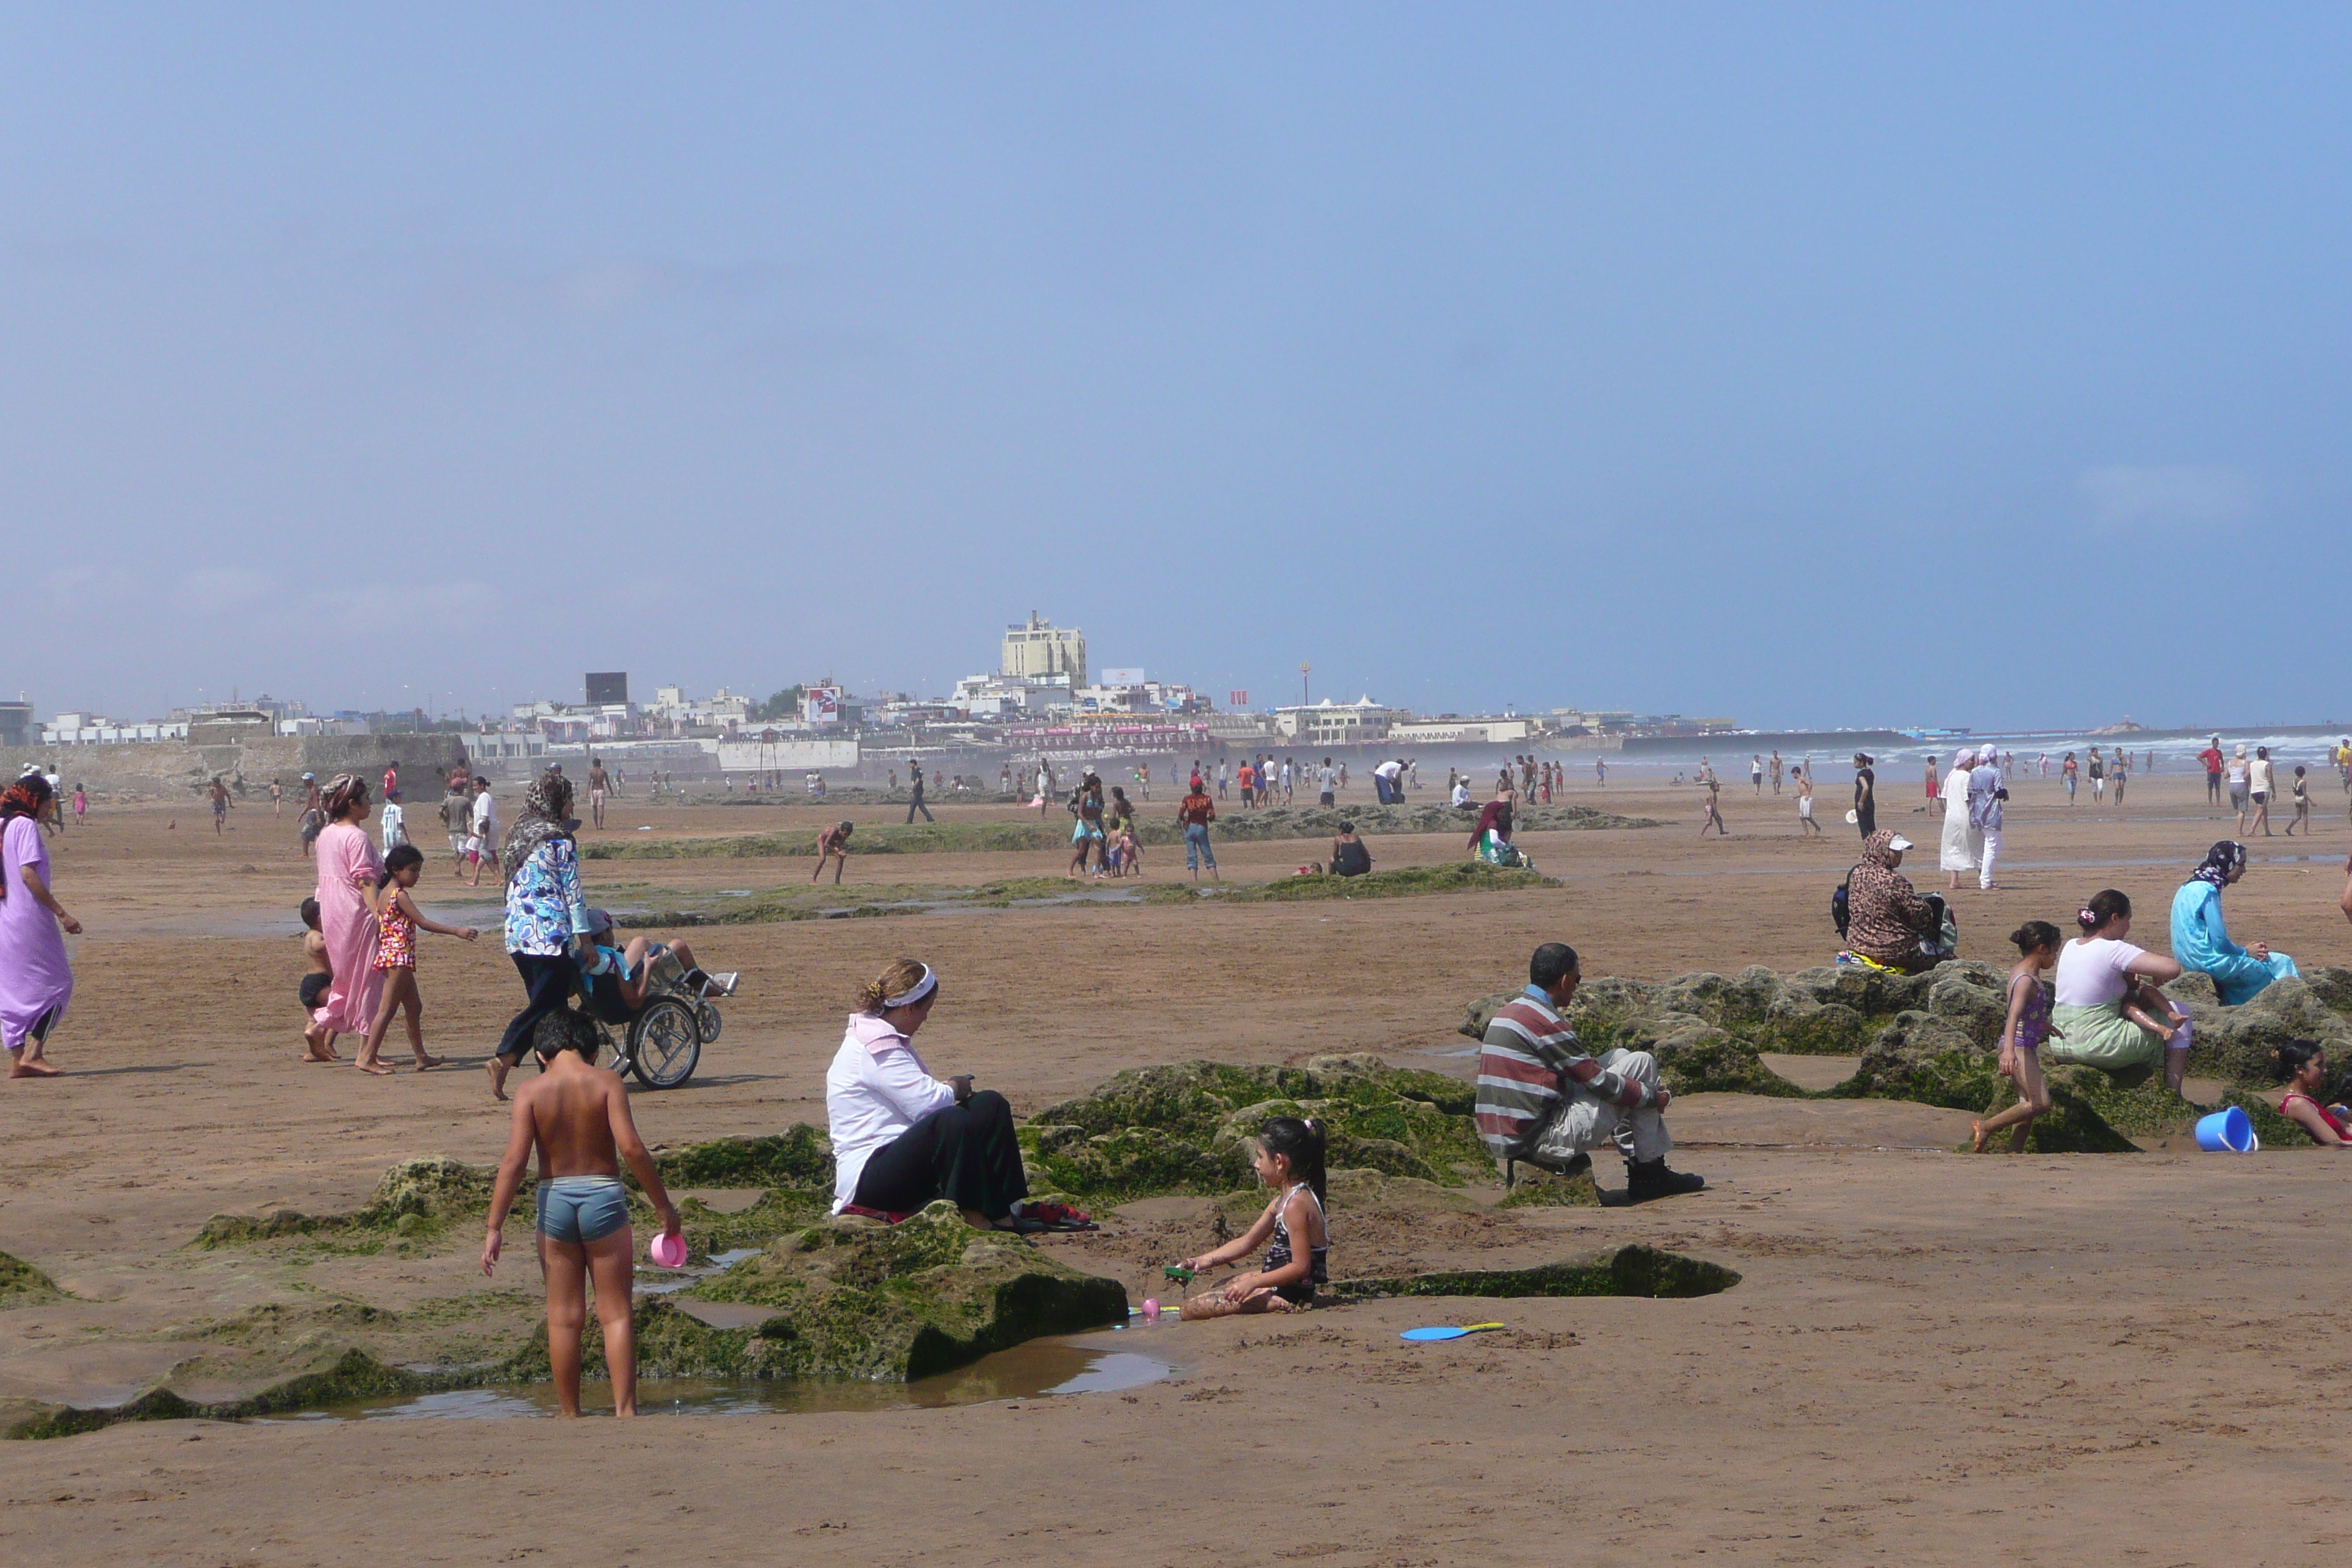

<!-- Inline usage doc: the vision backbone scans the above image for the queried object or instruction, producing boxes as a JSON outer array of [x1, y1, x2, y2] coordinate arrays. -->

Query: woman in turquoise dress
[[2170, 842, 2298, 1006]]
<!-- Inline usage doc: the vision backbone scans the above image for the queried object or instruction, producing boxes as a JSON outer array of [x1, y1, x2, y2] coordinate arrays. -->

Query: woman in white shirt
[[2246, 747, 2275, 837], [2043, 889, 2194, 1093], [825, 959, 1085, 1231]]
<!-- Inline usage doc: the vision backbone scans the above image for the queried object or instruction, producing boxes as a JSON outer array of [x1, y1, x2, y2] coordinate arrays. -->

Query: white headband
[[882, 965, 937, 1009]]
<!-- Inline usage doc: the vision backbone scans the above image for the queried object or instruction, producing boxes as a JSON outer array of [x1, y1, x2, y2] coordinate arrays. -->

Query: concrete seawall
[[2, 732, 471, 800]]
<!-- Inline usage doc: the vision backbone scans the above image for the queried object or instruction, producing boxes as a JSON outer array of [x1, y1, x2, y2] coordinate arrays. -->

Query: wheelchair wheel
[[695, 1000, 723, 1045], [627, 997, 701, 1089]]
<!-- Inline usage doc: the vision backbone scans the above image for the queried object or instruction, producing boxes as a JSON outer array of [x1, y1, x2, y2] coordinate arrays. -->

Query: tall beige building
[[1000, 612, 1087, 689]]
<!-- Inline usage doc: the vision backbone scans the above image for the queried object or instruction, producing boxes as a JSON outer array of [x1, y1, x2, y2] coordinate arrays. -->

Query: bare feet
[[9, 1056, 61, 1079], [354, 1058, 394, 1076], [302, 1046, 338, 1063], [486, 1056, 511, 1101], [413, 1054, 445, 1071], [1970, 1120, 1991, 1155]]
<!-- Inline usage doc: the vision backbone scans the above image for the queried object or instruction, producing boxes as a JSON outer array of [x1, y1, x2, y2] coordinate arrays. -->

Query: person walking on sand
[[905, 759, 934, 824], [1769, 751, 1784, 794], [1923, 757, 1941, 817], [2087, 747, 2105, 806], [1967, 746, 2008, 891], [2228, 745, 2251, 829], [587, 758, 608, 829], [2200, 737, 2224, 806], [481, 1009, 682, 1417], [1971, 921, 2064, 1153], [1794, 766, 1822, 835], [1851, 753, 1877, 840], [1698, 774, 1730, 837], [466, 777, 498, 889], [2111, 747, 2130, 807], [1178, 776, 1219, 881], [269, 778, 282, 816], [352, 845, 478, 1076], [2247, 747, 2276, 837], [441, 778, 474, 878], [209, 774, 233, 834], [1938, 750, 1980, 890], [310, 774, 387, 1062], [1, 776, 78, 1080], [487, 771, 594, 1102], [2062, 751, 2078, 803], [1751, 755, 1765, 794]]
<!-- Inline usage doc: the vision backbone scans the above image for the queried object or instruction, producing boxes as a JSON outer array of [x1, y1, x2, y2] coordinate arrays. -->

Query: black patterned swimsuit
[[1263, 1183, 1328, 1305]]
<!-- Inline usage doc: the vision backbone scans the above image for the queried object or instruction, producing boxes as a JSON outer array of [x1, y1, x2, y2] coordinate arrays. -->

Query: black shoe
[[1624, 1158, 1705, 1202]]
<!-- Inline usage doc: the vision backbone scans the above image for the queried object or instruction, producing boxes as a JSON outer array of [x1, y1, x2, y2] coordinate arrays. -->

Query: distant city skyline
[[9, 10, 2351, 731]]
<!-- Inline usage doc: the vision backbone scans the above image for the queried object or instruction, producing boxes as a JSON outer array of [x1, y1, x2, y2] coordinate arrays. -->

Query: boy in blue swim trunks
[[481, 1008, 682, 1417]]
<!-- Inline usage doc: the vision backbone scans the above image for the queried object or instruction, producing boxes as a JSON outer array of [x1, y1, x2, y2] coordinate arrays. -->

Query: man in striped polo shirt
[[1475, 942, 1704, 1202]]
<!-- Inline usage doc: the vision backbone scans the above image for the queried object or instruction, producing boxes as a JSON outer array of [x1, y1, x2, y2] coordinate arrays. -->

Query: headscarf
[[1858, 827, 1899, 867], [1951, 749, 1972, 772], [320, 773, 368, 822], [2191, 840, 2247, 889], [0, 774, 50, 823], [500, 770, 576, 885]]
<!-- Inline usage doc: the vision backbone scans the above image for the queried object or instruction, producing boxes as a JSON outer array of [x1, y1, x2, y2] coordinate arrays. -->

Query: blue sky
[[6, 7, 2349, 730]]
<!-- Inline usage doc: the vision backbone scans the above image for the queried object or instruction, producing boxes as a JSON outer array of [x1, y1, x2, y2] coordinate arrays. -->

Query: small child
[[71, 785, 86, 826], [1110, 825, 1141, 877], [2286, 766, 2311, 836], [354, 844, 479, 1076], [1795, 770, 1821, 836], [298, 802, 325, 860], [2275, 1040, 2352, 1147], [2119, 976, 2182, 1045], [299, 897, 338, 1063], [480, 1008, 684, 1417], [1974, 921, 2064, 1152], [1175, 1116, 1328, 1319]]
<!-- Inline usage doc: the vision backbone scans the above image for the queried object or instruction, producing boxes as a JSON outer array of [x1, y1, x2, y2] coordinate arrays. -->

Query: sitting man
[[580, 909, 736, 1023], [1474, 941, 1704, 1202]]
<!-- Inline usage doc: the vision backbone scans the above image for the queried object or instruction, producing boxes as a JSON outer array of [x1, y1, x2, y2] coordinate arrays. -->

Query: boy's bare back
[[513, 1066, 627, 1181]]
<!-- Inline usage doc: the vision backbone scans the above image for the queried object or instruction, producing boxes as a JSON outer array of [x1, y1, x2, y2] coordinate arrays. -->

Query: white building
[[1001, 613, 1087, 690], [1274, 697, 1413, 745]]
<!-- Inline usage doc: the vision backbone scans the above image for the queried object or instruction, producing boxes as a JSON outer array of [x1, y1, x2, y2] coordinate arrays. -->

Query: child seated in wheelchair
[[579, 908, 737, 1024]]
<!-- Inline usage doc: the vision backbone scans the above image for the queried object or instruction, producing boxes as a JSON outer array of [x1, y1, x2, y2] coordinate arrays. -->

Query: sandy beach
[[5, 769, 2351, 1565]]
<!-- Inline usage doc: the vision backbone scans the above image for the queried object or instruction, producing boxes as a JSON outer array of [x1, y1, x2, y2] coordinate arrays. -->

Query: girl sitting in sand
[[1973, 921, 2064, 1153], [354, 844, 480, 1076], [1175, 1116, 1328, 1319], [2275, 1041, 2352, 1147], [299, 897, 339, 1062]]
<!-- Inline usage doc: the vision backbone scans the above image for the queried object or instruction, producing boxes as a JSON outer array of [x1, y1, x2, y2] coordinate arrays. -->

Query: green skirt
[[2044, 1000, 2165, 1072]]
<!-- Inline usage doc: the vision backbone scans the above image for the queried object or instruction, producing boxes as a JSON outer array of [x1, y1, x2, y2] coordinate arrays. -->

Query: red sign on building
[[1229, 690, 1248, 706]]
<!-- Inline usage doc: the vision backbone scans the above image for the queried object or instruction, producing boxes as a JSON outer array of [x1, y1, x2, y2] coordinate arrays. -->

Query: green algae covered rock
[[193, 1156, 496, 1246], [0, 1251, 61, 1307], [1023, 1056, 1487, 1199], [655, 1125, 834, 1191], [677, 1202, 1127, 1380]]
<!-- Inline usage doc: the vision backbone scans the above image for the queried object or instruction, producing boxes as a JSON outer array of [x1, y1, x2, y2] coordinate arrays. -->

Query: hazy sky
[[7, 7, 2350, 731]]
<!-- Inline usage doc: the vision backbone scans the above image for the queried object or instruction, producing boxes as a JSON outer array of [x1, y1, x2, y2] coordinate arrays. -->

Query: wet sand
[[4, 772, 2351, 1564]]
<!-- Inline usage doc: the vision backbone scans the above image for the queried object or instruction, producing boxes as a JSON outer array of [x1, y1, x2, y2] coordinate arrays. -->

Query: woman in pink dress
[[311, 774, 385, 1061], [1, 775, 80, 1079]]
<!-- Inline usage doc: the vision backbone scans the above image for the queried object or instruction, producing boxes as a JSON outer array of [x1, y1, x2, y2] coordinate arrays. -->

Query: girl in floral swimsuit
[[353, 844, 480, 1077], [1974, 921, 2065, 1153]]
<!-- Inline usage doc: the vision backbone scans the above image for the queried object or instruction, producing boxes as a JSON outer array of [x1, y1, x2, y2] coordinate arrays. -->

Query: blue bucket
[[2194, 1106, 2256, 1153]]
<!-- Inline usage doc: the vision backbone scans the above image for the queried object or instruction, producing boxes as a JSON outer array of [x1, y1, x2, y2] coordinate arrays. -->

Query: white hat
[[1888, 834, 1915, 851]]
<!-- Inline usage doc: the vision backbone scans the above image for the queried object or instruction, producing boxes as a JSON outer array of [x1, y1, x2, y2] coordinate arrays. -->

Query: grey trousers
[[1531, 1049, 1673, 1163]]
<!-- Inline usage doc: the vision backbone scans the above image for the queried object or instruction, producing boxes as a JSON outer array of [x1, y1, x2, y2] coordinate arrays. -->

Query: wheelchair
[[574, 944, 729, 1090]]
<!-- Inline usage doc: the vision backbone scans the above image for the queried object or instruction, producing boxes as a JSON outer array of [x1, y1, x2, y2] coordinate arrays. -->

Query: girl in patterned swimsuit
[[1973, 921, 2065, 1153], [353, 844, 480, 1077], [1176, 1116, 1328, 1319], [2276, 1041, 2352, 1147]]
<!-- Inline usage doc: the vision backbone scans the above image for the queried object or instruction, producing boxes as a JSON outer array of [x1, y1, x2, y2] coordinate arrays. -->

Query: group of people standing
[[1934, 747, 2010, 891]]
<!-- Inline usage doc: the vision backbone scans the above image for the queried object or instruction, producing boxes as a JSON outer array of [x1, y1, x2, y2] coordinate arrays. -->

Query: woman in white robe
[[1939, 748, 1981, 889]]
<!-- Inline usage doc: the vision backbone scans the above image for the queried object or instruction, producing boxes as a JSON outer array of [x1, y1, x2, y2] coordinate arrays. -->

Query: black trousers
[[905, 791, 933, 823], [852, 1091, 1028, 1219], [496, 951, 581, 1063]]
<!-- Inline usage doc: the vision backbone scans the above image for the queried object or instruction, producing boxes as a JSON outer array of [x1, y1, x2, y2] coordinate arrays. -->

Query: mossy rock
[[1025, 1057, 1488, 1197], [1328, 1243, 1738, 1302], [679, 1203, 1126, 1380], [2186, 979, 2352, 1085], [655, 1125, 834, 1191], [193, 1156, 497, 1246], [1967, 1064, 2147, 1153], [1495, 1169, 1601, 1207], [1839, 1011, 2002, 1109], [4, 1346, 431, 1441], [1598, 1012, 1803, 1098], [2219, 1088, 2310, 1148], [0, 1251, 61, 1307]]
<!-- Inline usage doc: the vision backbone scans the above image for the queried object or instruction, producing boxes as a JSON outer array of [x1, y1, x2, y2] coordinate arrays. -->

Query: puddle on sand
[[261, 1336, 1172, 1421], [635, 1248, 760, 1296]]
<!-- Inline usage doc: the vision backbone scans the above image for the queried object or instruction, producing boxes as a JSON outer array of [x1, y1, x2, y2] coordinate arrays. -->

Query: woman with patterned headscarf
[[309, 774, 384, 1065], [2171, 841, 2299, 1006], [1844, 828, 1939, 973], [1, 775, 79, 1079], [488, 769, 593, 1100]]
